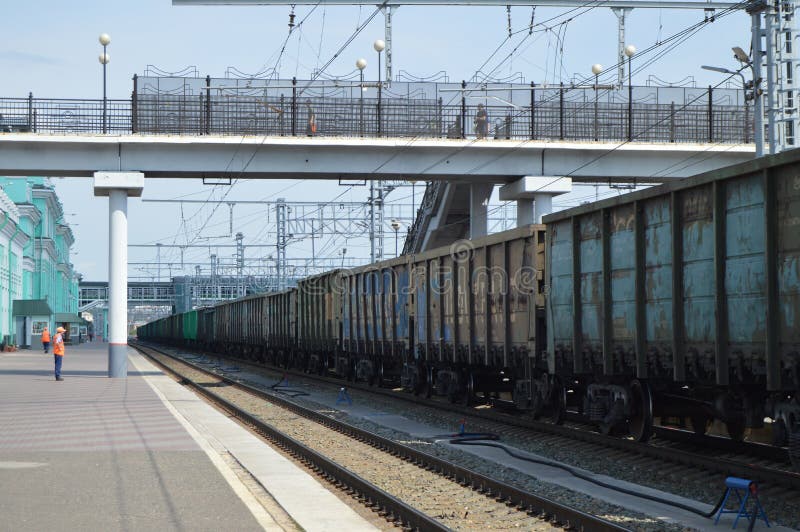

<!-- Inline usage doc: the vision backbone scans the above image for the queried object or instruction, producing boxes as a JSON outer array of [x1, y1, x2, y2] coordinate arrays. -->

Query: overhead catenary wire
[[154, 1, 605, 262], [144, 0, 749, 276]]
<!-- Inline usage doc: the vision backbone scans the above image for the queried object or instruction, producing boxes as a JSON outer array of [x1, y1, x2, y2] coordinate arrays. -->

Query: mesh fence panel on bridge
[[0, 79, 752, 144]]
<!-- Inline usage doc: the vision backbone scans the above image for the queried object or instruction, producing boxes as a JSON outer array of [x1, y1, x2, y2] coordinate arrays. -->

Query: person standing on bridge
[[53, 327, 66, 381], [305, 101, 317, 136], [474, 104, 488, 139], [41, 326, 51, 354]]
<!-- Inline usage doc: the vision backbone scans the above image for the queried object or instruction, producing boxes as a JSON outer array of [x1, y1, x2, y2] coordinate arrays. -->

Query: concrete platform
[[0, 342, 377, 532]]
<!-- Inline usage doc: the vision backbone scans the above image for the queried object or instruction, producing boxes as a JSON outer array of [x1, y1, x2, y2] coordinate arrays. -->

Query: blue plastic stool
[[336, 387, 352, 405], [714, 477, 770, 529]]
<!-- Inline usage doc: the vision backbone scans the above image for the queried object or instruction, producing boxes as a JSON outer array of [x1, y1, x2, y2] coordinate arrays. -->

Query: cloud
[[0, 51, 61, 65]]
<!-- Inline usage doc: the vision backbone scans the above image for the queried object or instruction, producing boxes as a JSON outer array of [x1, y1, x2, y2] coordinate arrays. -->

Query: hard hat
[[56, 327, 66, 333]]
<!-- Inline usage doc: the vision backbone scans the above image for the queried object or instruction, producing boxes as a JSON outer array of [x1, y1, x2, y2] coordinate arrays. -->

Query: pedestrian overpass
[[0, 77, 757, 378]]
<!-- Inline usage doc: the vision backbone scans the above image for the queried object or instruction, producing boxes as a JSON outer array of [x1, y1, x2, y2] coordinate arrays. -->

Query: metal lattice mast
[[750, 3, 765, 156], [369, 182, 376, 263], [612, 8, 633, 87], [764, 0, 800, 152], [235, 231, 245, 295], [377, 184, 385, 261], [210, 253, 218, 301], [276, 198, 287, 290]]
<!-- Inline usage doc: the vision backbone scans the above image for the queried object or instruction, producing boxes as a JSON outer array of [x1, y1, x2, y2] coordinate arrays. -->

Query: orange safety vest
[[41, 329, 50, 342], [53, 333, 64, 356]]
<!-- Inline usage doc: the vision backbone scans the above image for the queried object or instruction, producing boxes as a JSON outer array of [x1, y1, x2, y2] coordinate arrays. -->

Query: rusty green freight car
[[542, 149, 800, 443]]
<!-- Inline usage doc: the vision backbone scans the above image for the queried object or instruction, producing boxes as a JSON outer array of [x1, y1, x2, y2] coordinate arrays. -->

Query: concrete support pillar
[[533, 193, 553, 223], [469, 183, 493, 239], [516, 198, 534, 226], [94, 171, 144, 378], [499, 176, 572, 226]]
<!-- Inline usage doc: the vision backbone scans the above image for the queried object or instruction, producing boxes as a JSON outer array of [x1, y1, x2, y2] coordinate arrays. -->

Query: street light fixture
[[374, 39, 385, 136], [591, 63, 603, 141], [702, 63, 761, 156], [356, 58, 367, 137], [624, 44, 636, 141], [98, 33, 111, 134]]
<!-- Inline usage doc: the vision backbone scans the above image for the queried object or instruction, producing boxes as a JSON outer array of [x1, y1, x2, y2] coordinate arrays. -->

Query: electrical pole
[[369, 181, 376, 263], [210, 254, 218, 302], [762, 0, 800, 152], [276, 198, 287, 290], [236, 232, 244, 297], [376, 183, 384, 261]]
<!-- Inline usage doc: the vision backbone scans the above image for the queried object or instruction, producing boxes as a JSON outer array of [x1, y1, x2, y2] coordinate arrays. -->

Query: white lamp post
[[374, 39, 385, 136], [98, 33, 111, 134], [592, 63, 603, 141], [624, 44, 636, 141], [356, 58, 367, 137]]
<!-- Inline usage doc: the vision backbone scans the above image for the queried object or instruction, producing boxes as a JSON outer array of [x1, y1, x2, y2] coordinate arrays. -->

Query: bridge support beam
[[499, 176, 572, 225], [94, 171, 144, 378], [469, 183, 493, 239]]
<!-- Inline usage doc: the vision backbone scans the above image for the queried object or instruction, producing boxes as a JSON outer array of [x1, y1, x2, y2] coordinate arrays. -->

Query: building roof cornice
[[55, 223, 75, 247], [35, 237, 57, 259], [31, 186, 63, 220], [16, 203, 41, 225], [0, 190, 20, 223]]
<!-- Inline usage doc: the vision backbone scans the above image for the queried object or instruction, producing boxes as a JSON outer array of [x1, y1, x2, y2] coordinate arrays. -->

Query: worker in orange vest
[[53, 327, 66, 381], [41, 327, 51, 354]]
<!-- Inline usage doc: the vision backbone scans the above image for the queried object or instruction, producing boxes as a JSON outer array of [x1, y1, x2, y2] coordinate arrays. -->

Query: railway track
[[148, 343, 799, 490], [133, 343, 626, 532]]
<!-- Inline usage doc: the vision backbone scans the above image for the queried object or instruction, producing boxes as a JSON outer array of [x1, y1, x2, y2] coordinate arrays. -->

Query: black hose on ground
[[442, 432, 727, 519], [270, 375, 310, 398]]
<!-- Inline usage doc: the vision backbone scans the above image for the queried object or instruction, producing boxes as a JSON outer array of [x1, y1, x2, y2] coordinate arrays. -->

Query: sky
[[1, 0, 753, 281]]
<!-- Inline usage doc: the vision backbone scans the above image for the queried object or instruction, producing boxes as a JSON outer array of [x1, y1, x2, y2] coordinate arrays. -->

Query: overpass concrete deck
[[0, 133, 754, 183]]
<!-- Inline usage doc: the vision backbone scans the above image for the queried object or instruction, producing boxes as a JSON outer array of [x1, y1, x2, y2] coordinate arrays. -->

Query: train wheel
[[790, 430, 800, 470], [628, 379, 653, 443], [691, 415, 711, 436], [549, 378, 567, 425], [412, 375, 421, 395], [771, 418, 788, 447], [726, 419, 746, 442], [412, 368, 424, 396], [376, 362, 385, 388], [460, 372, 475, 407], [424, 367, 433, 399]]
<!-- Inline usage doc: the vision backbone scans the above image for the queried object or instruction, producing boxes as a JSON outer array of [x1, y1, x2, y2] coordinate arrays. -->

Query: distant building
[[0, 177, 81, 348]]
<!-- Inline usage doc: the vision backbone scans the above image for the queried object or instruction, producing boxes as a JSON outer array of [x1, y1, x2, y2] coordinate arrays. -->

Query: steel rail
[[154, 342, 800, 491], [134, 342, 629, 532], [133, 343, 448, 532]]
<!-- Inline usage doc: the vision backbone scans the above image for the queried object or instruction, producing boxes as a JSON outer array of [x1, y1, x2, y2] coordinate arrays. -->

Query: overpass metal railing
[[0, 83, 752, 144]]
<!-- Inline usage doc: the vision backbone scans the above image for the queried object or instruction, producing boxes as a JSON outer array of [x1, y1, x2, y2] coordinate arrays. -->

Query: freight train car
[[296, 270, 344, 375], [265, 289, 297, 367], [138, 150, 800, 447], [337, 225, 546, 404], [213, 293, 266, 361], [542, 150, 800, 443], [341, 255, 411, 385]]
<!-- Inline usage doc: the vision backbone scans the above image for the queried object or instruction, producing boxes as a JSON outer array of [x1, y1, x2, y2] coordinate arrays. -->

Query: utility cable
[[442, 432, 728, 519]]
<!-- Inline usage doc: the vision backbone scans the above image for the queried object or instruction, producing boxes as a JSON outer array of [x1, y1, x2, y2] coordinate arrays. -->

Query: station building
[[0, 177, 81, 349]]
